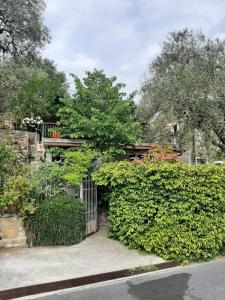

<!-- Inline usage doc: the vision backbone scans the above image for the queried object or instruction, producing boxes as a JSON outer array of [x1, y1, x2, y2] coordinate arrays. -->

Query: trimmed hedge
[[93, 162, 225, 262], [25, 195, 85, 246]]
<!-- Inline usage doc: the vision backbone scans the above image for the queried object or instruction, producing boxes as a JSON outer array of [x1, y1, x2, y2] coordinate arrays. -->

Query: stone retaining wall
[[0, 215, 27, 248], [0, 129, 37, 163]]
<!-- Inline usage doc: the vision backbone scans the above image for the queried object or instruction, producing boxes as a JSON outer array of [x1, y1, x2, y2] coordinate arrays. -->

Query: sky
[[43, 0, 225, 97]]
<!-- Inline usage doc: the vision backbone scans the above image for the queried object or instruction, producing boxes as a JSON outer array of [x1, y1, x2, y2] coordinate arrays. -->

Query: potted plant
[[22, 117, 43, 133], [50, 129, 61, 138]]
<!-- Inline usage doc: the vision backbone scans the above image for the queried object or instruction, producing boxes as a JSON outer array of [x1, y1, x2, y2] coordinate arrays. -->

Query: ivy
[[93, 162, 225, 262]]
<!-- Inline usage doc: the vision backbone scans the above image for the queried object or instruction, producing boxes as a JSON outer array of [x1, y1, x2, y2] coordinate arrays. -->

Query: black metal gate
[[80, 176, 98, 235]]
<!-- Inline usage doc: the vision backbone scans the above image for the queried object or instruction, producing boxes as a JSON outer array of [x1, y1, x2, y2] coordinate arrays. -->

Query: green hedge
[[93, 162, 225, 262], [25, 195, 85, 246]]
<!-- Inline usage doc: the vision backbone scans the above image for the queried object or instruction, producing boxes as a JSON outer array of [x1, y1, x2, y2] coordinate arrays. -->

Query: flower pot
[[50, 131, 61, 138]]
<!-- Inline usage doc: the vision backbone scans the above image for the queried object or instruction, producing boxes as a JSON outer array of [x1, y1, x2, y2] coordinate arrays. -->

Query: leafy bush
[[0, 164, 45, 215], [144, 144, 178, 163], [40, 146, 101, 191], [25, 195, 85, 246], [93, 162, 225, 262], [37, 162, 66, 196], [63, 146, 100, 186], [0, 175, 35, 215], [0, 139, 15, 173], [0, 139, 15, 192]]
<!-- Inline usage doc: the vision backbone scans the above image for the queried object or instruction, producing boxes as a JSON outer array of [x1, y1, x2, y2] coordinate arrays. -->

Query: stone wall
[[0, 215, 27, 248], [0, 129, 38, 163]]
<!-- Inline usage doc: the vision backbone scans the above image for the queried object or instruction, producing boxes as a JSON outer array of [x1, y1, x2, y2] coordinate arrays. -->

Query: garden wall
[[0, 129, 41, 165], [0, 215, 27, 248]]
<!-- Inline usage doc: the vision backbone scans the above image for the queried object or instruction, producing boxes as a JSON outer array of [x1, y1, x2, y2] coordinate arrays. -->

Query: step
[[0, 237, 27, 248]]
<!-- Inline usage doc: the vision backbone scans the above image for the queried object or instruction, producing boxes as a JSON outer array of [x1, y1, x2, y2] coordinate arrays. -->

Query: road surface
[[22, 258, 225, 300]]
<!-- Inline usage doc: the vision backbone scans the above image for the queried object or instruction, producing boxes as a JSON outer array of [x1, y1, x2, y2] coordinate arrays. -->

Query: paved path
[[0, 227, 164, 290], [23, 258, 225, 300]]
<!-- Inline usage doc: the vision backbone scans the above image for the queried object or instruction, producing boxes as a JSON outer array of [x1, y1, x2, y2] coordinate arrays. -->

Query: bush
[[0, 165, 44, 215], [25, 195, 85, 246], [0, 175, 35, 215], [93, 162, 225, 262]]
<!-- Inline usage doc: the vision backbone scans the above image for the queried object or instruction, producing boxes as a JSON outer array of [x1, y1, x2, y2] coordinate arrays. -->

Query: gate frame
[[80, 176, 98, 236]]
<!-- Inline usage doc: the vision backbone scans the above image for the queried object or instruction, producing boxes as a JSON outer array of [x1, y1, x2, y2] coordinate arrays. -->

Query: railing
[[0, 113, 15, 129], [0, 113, 24, 131], [0, 115, 69, 140], [42, 122, 71, 139]]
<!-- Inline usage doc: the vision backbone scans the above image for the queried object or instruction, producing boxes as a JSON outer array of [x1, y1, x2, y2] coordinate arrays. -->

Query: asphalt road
[[23, 258, 225, 300]]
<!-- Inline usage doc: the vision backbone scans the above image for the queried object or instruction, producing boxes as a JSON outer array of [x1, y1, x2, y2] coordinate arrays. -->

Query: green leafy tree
[[0, 0, 50, 60], [138, 29, 225, 161], [58, 69, 140, 155], [0, 58, 67, 119]]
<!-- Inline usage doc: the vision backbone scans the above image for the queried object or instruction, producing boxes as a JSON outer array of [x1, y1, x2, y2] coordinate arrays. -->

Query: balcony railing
[[42, 122, 70, 139], [0, 115, 70, 140]]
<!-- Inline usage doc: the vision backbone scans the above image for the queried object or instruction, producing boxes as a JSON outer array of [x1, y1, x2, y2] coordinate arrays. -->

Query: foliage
[[93, 162, 225, 262], [63, 146, 101, 186], [0, 175, 36, 215], [144, 144, 178, 164], [25, 195, 85, 246], [0, 139, 15, 175], [139, 29, 225, 158], [39, 146, 102, 192], [37, 162, 66, 197], [58, 69, 141, 155], [0, 58, 67, 118], [0, 0, 50, 60], [46, 147, 65, 160], [0, 163, 46, 215]]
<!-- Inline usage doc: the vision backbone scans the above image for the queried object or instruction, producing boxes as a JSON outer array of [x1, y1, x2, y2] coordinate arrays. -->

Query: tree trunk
[[190, 131, 196, 164]]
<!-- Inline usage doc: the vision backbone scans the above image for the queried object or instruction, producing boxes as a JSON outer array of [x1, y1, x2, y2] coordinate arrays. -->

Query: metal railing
[[42, 122, 70, 139], [0, 115, 69, 140], [0, 113, 25, 131], [42, 122, 60, 138]]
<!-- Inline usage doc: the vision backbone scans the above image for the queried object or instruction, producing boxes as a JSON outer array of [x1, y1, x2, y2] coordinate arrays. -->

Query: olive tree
[[138, 29, 225, 161]]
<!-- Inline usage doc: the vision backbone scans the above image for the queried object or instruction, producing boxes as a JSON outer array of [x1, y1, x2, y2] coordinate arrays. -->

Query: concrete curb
[[0, 262, 180, 300]]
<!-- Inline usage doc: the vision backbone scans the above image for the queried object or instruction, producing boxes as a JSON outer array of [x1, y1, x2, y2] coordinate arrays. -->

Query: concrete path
[[0, 227, 164, 291]]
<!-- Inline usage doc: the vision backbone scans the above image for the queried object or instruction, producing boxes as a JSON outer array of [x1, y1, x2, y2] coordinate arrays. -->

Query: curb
[[0, 262, 179, 300]]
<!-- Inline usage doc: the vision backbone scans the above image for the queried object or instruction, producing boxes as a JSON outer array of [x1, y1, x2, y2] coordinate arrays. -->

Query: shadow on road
[[128, 273, 192, 300]]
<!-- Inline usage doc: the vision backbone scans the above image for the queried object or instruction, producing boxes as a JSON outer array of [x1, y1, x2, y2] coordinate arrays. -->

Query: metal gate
[[80, 176, 98, 236]]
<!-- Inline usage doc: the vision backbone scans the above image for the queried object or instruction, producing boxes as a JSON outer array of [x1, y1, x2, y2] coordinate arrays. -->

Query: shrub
[[25, 194, 85, 246], [93, 162, 225, 262], [144, 144, 178, 164], [0, 165, 44, 215], [0, 175, 35, 215]]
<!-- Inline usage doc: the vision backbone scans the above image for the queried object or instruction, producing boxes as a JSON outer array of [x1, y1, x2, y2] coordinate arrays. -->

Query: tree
[[138, 29, 225, 160], [58, 69, 140, 155], [0, 58, 68, 120], [0, 0, 50, 60]]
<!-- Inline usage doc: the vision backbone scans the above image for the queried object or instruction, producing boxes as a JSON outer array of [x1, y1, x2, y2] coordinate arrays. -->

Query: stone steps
[[0, 236, 27, 248], [98, 210, 108, 228]]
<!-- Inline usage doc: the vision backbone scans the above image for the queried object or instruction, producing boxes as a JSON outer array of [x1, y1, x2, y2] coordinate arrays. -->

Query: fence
[[0, 117, 68, 140], [0, 113, 28, 131], [0, 113, 17, 130], [42, 122, 71, 138], [42, 122, 61, 138]]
